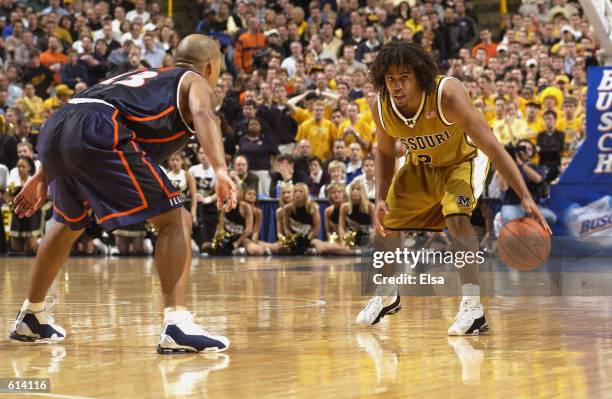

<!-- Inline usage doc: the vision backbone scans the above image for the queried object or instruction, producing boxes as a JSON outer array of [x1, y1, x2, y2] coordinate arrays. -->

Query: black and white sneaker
[[356, 290, 401, 326], [447, 299, 488, 336], [157, 310, 229, 354], [9, 297, 66, 343]]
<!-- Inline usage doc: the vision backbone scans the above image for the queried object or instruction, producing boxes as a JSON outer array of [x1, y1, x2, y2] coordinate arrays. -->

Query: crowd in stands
[[0, 0, 600, 256]]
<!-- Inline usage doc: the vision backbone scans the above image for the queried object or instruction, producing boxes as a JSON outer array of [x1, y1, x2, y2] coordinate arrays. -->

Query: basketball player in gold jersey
[[356, 41, 551, 334]]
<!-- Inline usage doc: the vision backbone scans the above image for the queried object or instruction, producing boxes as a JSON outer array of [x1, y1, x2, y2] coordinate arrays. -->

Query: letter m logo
[[456, 195, 471, 208]]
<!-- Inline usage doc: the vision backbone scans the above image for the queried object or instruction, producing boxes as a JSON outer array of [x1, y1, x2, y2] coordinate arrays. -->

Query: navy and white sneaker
[[448, 299, 488, 336], [356, 289, 401, 326], [9, 297, 66, 343], [157, 310, 229, 354]]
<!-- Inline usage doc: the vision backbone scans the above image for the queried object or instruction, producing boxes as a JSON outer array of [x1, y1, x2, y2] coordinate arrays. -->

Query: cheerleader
[[165, 152, 197, 222], [339, 180, 375, 247], [275, 182, 293, 239], [243, 186, 282, 255], [8, 157, 43, 254], [323, 182, 345, 242], [283, 183, 354, 255], [206, 188, 278, 255]]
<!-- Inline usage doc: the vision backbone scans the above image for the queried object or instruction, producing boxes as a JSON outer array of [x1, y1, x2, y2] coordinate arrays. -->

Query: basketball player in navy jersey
[[9, 34, 238, 354]]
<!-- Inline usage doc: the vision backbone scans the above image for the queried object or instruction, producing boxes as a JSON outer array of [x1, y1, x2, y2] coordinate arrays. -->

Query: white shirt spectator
[[121, 32, 143, 48], [348, 174, 375, 200], [126, 9, 150, 24], [280, 56, 298, 78], [141, 46, 165, 68], [9, 160, 41, 183], [0, 163, 9, 192]]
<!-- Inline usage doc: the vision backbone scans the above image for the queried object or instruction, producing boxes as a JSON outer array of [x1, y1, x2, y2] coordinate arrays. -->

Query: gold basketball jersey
[[378, 75, 477, 167]]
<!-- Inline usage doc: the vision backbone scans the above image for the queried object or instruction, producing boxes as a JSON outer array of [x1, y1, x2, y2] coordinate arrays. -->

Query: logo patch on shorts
[[456, 195, 471, 208]]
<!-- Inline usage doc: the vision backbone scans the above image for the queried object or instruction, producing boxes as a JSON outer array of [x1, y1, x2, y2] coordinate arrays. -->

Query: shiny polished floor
[[1, 256, 611, 399]]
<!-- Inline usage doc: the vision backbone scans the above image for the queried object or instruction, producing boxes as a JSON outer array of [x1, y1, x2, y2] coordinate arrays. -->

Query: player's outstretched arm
[[188, 77, 237, 212], [368, 95, 394, 237], [441, 78, 552, 235], [13, 166, 47, 218]]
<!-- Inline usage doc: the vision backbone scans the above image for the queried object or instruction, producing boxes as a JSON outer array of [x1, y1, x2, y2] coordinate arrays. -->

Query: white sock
[[163, 306, 187, 322], [461, 284, 480, 303], [25, 299, 45, 313]]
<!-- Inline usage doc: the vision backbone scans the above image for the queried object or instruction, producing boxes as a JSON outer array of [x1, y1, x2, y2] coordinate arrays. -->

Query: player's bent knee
[[148, 208, 183, 232]]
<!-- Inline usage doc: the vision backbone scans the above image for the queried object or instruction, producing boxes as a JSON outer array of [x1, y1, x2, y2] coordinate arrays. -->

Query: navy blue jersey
[[75, 67, 196, 162]]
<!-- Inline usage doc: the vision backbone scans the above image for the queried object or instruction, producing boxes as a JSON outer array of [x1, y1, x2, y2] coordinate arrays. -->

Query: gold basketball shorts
[[384, 150, 489, 231]]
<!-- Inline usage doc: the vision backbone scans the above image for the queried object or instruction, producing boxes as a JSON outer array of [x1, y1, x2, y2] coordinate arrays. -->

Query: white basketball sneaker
[[447, 298, 488, 336], [9, 297, 66, 343], [356, 289, 401, 326], [157, 310, 230, 354]]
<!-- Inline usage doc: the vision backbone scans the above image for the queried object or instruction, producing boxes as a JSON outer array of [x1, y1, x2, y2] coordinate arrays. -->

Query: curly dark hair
[[369, 40, 439, 99]]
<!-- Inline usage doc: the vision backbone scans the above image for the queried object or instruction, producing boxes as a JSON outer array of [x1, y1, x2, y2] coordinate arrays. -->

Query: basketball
[[498, 217, 551, 271]]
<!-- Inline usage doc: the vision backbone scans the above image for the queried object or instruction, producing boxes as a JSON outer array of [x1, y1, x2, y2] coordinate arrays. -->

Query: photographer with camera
[[499, 140, 557, 226]]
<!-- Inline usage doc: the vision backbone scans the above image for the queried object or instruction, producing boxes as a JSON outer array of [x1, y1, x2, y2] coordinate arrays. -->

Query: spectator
[[500, 141, 557, 226], [8, 141, 40, 181], [8, 156, 42, 254], [281, 41, 303, 78], [295, 101, 336, 161], [269, 154, 308, 198], [112, 6, 128, 35], [22, 51, 54, 100], [15, 83, 44, 126], [471, 28, 497, 58], [229, 155, 260, 195], [264, 85, 298, 153], [306, 156, 330, 197], [78, 36, 108, 86], [42, 84, 73, 113], [293, 139, 312, 176], [537, 110, 565, 181], [40, 35, 68, 84], [94, 22, 121, 55], [234, 99, 272, 139], [0, 114, 17, 170], [349, 154, 375, 200], [337, 102, 373, 151], [234, 16, 266, 74], [14, 31, 37, 69], [324, 139, 348, 170], [141, 32, 165, 68], [345, 143, 363, 184], [60, 48, 88, 89], [126, 0, 150, 24], [189, 148, 218, 248], [106, 39, 134, 77], [356, 26, 381, 64], [341, 45, 366, 74], [319, 160, 346, 198], [41, 0, 69, 17], [237, 117, 279, 196], [0, 74, 18, 110]]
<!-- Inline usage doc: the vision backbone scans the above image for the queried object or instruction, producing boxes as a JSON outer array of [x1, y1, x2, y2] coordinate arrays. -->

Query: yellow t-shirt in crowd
[[295, 118, 337, 160], [336, 119, 374, 148]]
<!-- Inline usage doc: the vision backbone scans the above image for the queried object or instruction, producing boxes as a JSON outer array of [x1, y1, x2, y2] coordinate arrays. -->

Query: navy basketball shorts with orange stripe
[[37, 102, 184, 232]]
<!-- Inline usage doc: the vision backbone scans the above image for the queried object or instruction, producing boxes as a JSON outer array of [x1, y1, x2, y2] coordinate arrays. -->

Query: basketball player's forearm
[[375, 155, 393, 201], [196, 122, 228, 172]]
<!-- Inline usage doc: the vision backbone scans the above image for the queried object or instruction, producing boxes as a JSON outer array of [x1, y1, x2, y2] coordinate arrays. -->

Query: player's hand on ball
[[374, 200, 391, 237], [521, 197, 552, 235], [215, 170, 237, 212], [13, 174, 47, 218]]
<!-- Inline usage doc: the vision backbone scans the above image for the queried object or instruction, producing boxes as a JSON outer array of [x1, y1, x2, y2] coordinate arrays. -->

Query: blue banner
[[549, 66, 612, 248]]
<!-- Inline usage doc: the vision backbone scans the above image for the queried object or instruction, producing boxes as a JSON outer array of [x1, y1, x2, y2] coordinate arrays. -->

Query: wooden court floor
[[0, 256, 611, 399]]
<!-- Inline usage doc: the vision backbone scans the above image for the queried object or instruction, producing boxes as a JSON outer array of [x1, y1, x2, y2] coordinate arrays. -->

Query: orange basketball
[[498, 217, 551, 271]]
